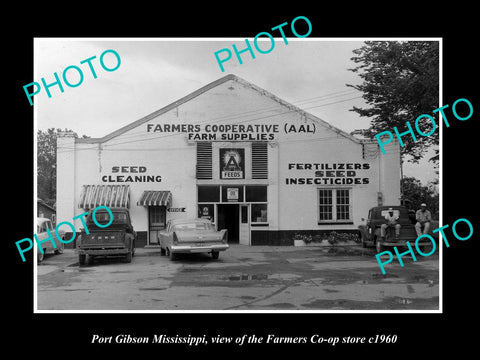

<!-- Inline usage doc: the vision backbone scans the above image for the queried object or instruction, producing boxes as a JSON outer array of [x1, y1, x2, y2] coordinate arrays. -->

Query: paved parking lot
[[36, 244, 439, 311]]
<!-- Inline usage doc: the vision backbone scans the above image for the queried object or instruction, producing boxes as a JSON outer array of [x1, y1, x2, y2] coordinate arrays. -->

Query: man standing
[[381, 207, 401, 240], [415, 203, 432, 236]]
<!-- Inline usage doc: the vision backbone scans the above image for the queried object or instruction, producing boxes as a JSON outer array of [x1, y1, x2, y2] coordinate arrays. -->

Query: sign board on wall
[[220, 148, 245, 179], [101, 166, 162, 183], [227, 188, 239, 201], [285, 162, 371, 185]]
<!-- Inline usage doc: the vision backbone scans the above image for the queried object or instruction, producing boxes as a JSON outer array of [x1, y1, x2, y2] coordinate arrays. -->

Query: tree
[[37, 128, 89, 205], [348, 41, 439, 163], [401, 176, 439, 219]]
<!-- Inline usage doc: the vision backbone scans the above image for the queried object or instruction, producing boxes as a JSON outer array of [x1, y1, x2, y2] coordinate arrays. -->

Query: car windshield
[[174, 222, 212, 231]]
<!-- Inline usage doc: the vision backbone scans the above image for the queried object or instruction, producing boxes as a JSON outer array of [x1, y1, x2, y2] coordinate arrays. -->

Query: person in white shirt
[[415, 203, 432, 236], [381, 208, 400, 240]]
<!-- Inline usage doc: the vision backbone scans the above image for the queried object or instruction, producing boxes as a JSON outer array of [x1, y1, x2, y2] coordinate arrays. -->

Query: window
[[38, 222, 45, 233], [318, 188, 352, 223], [318, 189, 333, 221], [198, 204, 214, 222], [174, 222, 213, 231], [221, 186, 244, 202], [245, 186, 267, 202], [198, 186, 220, 202], [336, 189, 350, 221], [89, 211, 127, 225], [148, 206, 166, 244], [251, 203, 267, 223], [46, 220, 54, 231], [149, 206, 165, 228]]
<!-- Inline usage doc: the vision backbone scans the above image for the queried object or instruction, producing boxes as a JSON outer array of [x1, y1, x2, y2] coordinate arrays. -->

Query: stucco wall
[[56, 76, 401, 244]]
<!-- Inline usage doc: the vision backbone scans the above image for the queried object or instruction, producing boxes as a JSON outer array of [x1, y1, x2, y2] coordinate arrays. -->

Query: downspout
[[400, 154, 404, 205]]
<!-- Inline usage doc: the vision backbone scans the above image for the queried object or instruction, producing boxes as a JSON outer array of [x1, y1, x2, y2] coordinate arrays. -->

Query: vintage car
[[358, 205, 439, 252], [37, 217, 65, 263], [76, 208, 136, 265], [159, 218, 229, 260]]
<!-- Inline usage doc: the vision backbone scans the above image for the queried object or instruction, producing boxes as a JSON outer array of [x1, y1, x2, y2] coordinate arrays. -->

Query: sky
[[34, 38, 439, 185]]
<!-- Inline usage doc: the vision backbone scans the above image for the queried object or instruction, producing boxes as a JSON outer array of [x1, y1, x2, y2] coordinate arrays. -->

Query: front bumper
[[381, 240, 433, 247], [171, 243, 229, 254]]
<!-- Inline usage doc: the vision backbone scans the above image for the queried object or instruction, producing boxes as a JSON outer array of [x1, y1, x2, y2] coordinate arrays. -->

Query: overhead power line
[[56, 89, 364, 153]]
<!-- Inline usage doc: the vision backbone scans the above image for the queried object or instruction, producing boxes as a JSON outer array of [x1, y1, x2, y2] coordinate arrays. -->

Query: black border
[[7, 4, 478, 355]]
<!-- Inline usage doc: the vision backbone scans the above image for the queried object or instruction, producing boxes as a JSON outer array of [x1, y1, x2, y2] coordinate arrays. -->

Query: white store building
[[56, 74, 401, 247]]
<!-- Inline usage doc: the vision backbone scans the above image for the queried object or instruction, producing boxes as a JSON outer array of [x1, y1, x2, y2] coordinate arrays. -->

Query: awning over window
[[78, 185, 130, 210], [137, 190, 172, 207]]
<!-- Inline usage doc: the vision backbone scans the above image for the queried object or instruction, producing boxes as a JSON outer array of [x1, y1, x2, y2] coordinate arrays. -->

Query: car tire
[[211, 251, 219, 260], [360, 232, 368, 248], [168, 248, 177, 261], [87, 255, 95, 265], [160, 247, 166, 256], [125, 251, 132, 263], [79, 254, 86, 266], [54, 243, 64, 255], [38, 250, 44, 263], [376, 239, 384, 253]]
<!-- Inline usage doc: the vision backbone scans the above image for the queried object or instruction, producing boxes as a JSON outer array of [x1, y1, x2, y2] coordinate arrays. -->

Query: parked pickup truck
[[359, 205, 439, 253], [76, 207, 136, 265]]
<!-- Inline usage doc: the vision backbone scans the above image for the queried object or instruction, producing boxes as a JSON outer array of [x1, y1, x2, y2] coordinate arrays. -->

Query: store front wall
[[57, 75, 401, 249], [197, 184, 267, 245]]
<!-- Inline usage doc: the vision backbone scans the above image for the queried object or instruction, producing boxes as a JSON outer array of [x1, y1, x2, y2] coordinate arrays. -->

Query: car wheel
[[160, 247, 166, 256], [360, 232, 368, 248], [168, 248, 177, 261], [54, 243, 64, 255], [125, 251, 132, 263], [87, 255, 95, 265], [79, 254, 86, 266], [376, 239, 384, 253], [38, 250, 44, 263], [131, 240, 135, 257], [211, 251, 219, 260]]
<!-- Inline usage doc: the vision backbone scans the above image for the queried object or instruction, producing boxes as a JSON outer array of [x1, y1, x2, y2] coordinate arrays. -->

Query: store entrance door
[[148, 206, 166, 245], [239, 204, 250, 245], [217, 204, 239, 244]]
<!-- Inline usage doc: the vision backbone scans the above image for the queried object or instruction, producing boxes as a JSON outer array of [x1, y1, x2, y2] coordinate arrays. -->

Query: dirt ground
[[36, 244, 439, 311]]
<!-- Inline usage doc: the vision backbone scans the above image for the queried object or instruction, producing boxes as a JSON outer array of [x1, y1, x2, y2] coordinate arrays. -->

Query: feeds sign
[[220, 149, 245, 179]]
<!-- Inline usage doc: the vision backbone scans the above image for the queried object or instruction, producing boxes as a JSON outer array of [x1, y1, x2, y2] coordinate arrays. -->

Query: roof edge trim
[[75, 74, 364, 144]]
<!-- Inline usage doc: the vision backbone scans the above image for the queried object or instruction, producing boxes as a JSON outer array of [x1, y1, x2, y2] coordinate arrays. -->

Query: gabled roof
[[77, 74, 363, 144]]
